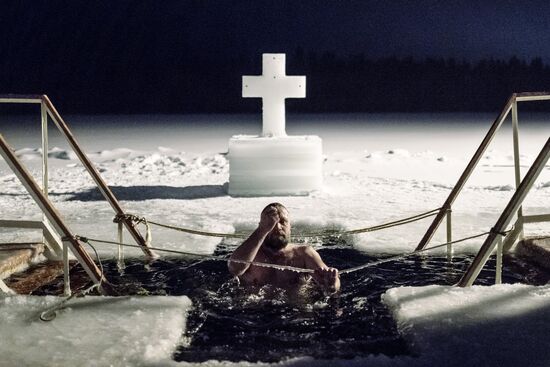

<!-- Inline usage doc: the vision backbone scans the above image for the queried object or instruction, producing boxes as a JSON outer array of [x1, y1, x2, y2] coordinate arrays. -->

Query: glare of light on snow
[[228, 53, 323, 196]]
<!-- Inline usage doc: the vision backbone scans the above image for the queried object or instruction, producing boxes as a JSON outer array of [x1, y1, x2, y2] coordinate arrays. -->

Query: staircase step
[[0, 243, 44, 280]]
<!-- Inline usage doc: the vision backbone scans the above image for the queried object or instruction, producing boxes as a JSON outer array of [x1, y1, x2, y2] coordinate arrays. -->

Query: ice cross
[[243, 54, 306, 137]]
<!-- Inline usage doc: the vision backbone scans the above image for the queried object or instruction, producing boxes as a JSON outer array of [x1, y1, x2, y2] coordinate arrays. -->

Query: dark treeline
[[3, 51, 550, 114], [1, 2, 550, 114]]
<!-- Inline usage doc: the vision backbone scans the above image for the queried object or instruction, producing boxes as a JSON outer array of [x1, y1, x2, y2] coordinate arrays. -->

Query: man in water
[[228, 203, 340, 294]]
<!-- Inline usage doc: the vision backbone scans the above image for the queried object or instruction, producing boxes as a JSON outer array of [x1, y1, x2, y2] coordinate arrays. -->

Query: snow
[[228, 135, 322, 196], [0, 295, 192, 367], [0, 113, 549, 365], [1, 115, 548, 258]]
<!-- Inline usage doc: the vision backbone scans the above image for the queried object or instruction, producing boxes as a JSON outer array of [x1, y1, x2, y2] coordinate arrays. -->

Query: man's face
[[264, 207, 291, 251]]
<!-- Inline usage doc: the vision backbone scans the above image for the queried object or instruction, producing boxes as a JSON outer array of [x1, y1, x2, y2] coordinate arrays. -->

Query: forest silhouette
[[3, 49, 550, 114], [2, 2, 550, 115]]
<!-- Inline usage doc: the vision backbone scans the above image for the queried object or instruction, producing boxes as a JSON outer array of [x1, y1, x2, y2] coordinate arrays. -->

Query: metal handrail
[[458, 138, 550, 286], [0, 94, 42, 104], [0, 134, 105, 288], [416, 92, 550, 251], [0, 94, 159, 294], [0, 94, 156, 259], [41, 95, 156, 259]]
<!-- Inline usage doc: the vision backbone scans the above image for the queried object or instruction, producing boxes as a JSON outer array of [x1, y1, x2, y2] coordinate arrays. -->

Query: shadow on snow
[[64, 184, 228, 201]]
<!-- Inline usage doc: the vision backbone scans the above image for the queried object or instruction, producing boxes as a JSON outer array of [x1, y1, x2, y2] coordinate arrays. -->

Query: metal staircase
[[413, 92, 550, 286], [0, 95, 156, 294]]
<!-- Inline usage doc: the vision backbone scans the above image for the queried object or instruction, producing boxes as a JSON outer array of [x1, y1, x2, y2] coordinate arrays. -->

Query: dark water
[[34, 243, 550, 363]]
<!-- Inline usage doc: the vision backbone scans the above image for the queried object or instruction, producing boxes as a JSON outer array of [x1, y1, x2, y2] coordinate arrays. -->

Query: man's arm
[[303, 246, 341, 293], [228, 207, 278, 277]]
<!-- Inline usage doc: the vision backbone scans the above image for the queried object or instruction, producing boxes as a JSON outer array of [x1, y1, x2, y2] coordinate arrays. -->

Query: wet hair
[[262, 203, 290, 250], [262, 202, 287, 213]]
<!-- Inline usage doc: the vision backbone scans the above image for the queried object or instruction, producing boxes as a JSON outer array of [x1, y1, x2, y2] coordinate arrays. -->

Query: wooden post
[[0, 134, 106, 289], [41, 95, 156, 259]]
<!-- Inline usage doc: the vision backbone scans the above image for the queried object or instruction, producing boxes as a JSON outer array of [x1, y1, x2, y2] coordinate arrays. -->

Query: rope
[[113, 207, 441, 240], [77, 236, 315, 274], [339, 231, 496, 274], [76, 229, 503, 276]]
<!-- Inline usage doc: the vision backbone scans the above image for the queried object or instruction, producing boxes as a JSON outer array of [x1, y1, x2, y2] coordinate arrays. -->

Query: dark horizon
[[2, 1, 550, 114]]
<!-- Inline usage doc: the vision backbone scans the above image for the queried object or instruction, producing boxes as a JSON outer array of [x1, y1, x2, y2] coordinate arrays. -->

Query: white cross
[[242, 53, 306, 137]]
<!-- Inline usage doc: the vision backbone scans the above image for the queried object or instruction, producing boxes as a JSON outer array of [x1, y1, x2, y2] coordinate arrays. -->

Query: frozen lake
[[0, 112, 549, 366], [1, 112, 549, 155], [0, 112, 548, 252]]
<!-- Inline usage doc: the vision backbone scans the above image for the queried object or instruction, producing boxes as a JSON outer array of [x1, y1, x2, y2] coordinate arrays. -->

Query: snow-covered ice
[[0, 113, 549, 365], [0, 295, 191, 367], [382, 284, 550, 367]]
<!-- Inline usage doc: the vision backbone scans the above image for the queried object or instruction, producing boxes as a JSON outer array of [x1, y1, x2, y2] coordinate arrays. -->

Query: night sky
[[2, 0, 550, 113], [174, 0, 550, 62]]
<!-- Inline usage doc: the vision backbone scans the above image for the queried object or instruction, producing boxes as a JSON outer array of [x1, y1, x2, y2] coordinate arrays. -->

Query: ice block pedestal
[[228, 135, 322, 196], [227, 53, 323, 196]]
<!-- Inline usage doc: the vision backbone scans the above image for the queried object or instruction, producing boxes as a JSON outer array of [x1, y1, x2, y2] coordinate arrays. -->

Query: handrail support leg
[[117, 222, 125, 271], [495, 235, 503, 284], [512, 100, 524, 240], [446, 208, 453, 261], [63, 240, 72, 296]]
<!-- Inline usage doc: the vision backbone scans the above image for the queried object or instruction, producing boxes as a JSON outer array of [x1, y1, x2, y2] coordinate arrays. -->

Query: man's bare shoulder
[[290, 244, 317, 256]]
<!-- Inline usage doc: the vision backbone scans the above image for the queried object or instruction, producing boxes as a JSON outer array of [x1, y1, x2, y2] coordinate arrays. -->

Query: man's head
[[262, 203, 291, 251]]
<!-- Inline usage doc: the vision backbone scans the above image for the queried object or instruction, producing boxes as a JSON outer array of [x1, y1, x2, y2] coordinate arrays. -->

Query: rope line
[[75, 229, 503, 276], [113, 207, 441, 240], [38, 228, 507, 322], [339, 231, 497, 274], [77, 236, 315, 274]]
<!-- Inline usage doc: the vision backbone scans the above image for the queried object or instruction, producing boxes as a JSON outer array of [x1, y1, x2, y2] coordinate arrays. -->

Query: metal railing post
[[117, 222, 125, 271], [63, 240, 71, 296], [446, 208, 453, 260], [511, 100, 524, 240], [41, 101, 51, 254], [495, 236, 503, 285], [41, 101, 48, 194]]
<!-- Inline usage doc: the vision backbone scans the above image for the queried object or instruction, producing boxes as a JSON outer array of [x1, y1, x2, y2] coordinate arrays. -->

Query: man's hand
[[258, 206, 279, 235], [313, 267, 340, 294]]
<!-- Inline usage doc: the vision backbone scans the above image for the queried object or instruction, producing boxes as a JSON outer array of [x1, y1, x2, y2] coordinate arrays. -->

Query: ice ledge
[[382, 284, 550, 367], [0, 295, 192, 366]]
